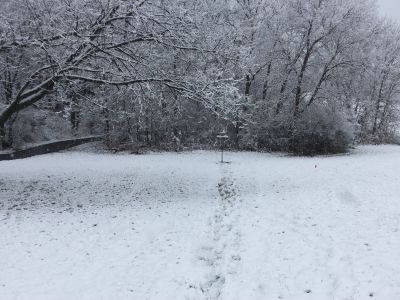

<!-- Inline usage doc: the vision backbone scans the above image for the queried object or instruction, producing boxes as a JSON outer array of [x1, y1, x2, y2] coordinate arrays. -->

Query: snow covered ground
[[1, 145, 400, 300]]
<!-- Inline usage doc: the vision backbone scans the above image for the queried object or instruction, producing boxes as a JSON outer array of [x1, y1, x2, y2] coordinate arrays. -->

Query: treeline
[[1, 0, 399, 155]]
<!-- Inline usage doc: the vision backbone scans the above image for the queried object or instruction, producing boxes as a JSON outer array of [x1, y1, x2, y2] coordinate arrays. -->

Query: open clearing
[[1, 146, 400, 300]]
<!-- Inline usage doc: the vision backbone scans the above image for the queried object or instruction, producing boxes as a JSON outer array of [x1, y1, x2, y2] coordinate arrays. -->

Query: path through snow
[[194, 170, 243, 299]]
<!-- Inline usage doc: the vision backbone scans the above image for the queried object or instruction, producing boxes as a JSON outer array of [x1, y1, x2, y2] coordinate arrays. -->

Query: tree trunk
[[70, 111, 80, 131], [372, 79, 386, 135], [262, 62, 272, 101], [0, 135, 103, 161], [0, 123, 6, 150], [294, 50, 312, 117], [275, 77, 289, 115], [245, 74, 251, 101]]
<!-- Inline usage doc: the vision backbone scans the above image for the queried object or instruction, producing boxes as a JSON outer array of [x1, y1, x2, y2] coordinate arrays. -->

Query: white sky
[[377, 0, 400, 20]]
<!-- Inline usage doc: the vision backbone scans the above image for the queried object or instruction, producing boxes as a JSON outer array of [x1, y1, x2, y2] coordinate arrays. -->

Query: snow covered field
[[1, 146, 400, 300]]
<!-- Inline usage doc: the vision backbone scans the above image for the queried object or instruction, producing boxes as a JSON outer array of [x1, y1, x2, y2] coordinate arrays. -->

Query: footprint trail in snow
[[189, 167, 243, 299]]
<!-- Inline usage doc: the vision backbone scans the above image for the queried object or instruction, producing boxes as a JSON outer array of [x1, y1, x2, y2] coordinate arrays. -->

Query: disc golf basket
[[216, 130, 229, 163]]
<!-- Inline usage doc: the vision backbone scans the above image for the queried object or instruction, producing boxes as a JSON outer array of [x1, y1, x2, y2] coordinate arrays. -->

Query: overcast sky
[[378, 0, 400, 20]]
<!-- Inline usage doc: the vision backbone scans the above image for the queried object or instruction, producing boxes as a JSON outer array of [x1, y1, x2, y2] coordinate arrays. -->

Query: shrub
[[288, 104, 355, 155]]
